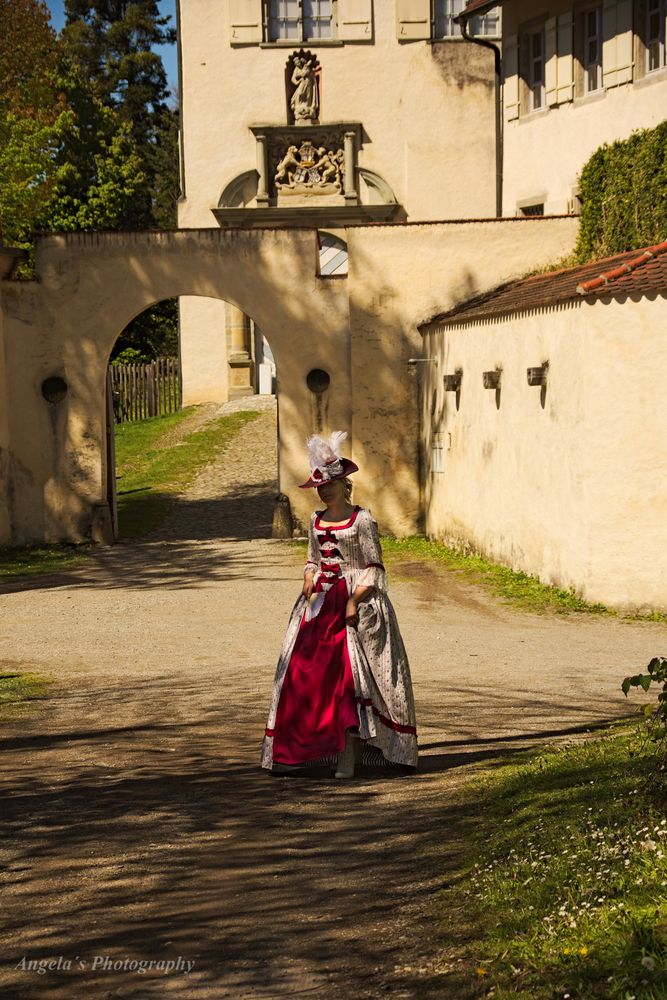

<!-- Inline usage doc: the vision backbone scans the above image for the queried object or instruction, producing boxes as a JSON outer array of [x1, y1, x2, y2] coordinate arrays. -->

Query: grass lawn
[[0, 544, 89, 580], [291, 533, 648, 618], [438, 723, 667, 999], [114, 406, 259, 536], [0, 671, 51, 721], [0, 406, 259, 578]]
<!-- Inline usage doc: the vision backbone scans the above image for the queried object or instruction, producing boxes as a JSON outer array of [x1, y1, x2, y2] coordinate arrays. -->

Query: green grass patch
[[0, 544, 88, 579], [115, 408, 259, 537], [0, 671, 51, 720], [290, 533, 616, 616], [380, 536, 611, 615], [440, 724, 667, 999]]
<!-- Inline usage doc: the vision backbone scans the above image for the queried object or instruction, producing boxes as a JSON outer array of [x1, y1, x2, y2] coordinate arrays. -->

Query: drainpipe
[[459, 17, 503, 217]]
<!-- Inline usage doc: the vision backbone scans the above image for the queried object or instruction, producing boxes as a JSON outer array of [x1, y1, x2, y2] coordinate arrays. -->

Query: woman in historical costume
[[261, 432, 418, 779]]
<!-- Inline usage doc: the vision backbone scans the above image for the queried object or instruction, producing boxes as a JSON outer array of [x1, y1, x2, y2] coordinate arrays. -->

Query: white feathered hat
[[298, 431, 359, 489]]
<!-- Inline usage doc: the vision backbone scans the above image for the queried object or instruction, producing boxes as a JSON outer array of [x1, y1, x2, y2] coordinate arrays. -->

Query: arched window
[[318, 232, 348, 276]]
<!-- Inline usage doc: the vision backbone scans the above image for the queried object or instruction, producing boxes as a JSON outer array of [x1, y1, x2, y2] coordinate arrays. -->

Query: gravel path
[[1, 396, 665, 999]]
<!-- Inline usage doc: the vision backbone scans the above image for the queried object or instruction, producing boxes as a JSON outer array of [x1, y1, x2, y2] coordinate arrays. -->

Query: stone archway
[[1, 228, 352, 546], [0, 218, 578, 547]]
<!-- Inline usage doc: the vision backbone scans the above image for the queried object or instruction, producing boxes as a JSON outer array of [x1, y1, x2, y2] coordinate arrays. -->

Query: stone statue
[[290, 56, 319, 124], [274, 145, 299, 188], [315, 148, 342, 188]]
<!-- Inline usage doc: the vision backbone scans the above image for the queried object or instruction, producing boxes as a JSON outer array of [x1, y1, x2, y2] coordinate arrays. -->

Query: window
[[519, 203, 545, 217], [583, 6, 603, 92], [318, 232, 348, 276], [528, 29, 545, 110], [433, 1, 500, 39], [647, 0, 666, 71], [267, 0, 333, 42]]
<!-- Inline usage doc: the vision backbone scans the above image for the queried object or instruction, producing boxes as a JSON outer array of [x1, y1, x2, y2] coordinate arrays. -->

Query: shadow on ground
[[0, 665, 631, 1000]]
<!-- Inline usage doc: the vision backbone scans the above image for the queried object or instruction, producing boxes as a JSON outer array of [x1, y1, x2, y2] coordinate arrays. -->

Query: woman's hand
[[302, 575, 315, 599], [345, 597, 359, 628]]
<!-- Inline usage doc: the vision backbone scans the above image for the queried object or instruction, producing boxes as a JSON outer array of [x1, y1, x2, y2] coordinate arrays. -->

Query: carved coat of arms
[[275, 140, 344, 193]]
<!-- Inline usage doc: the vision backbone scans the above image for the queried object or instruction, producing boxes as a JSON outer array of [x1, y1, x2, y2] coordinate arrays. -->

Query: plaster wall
[[0, 219, 577, 546], [502, 0, 667, 214], [177, 2, 498, 225], [179, 296, 230, 405], [422, 295, 667, 611]]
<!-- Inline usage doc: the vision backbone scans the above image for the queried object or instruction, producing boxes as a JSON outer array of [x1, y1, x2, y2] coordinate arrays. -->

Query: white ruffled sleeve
[[356, 509, 388, 592], [304, 512, 319, 579]]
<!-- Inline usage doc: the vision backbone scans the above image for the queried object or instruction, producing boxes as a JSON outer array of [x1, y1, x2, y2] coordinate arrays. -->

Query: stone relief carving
[[275, 140, 344, 192], [286, 51, 320, 125]]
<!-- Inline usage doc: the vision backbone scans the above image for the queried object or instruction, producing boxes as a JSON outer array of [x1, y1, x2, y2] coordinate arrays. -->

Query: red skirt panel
[[271, 577, 359, 765]]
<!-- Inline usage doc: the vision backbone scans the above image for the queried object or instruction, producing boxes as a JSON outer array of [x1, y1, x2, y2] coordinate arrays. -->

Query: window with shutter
[[557, 11, 575, 102], [602, 0, 619, 86], [264, 1, 336, 42], [615, 0, 634, 80], [504, 33, 520, 121], [545, 16, 558, 105], [337, 0, 372, 41], [646, 0, 666, 70], [432, 1, 500, 38], [529, 28, 546, 110], [396, 0, 431, 41], [229, 0, 264, 45]]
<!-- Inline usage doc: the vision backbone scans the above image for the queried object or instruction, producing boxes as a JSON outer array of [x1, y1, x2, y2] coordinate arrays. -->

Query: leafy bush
[[575, 121, 667, 262]]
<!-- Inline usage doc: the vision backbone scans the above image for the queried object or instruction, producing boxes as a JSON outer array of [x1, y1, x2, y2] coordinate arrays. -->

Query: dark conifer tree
[[62, 0, 178, 228]]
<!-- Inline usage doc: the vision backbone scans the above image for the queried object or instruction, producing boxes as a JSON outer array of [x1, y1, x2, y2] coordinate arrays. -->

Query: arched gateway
[[0, 219, 577, 548]]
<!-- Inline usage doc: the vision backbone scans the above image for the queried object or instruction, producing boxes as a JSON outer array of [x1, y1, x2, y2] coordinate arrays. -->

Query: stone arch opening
[[103, 292, 280, 543]]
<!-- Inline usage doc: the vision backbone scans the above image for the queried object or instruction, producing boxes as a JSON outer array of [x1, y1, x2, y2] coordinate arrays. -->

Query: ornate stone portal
[[212, 51, 399, 226]]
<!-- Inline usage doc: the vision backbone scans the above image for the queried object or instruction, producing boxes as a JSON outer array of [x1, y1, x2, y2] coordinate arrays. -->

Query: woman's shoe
[[335, 732, 357, 779]]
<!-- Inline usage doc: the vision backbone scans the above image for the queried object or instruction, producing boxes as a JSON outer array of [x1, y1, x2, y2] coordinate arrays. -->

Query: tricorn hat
[[298, 431, 359, 489]]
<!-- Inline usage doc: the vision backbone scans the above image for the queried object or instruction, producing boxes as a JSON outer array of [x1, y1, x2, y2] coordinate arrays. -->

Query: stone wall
[[0, 218, 577, 546], [421, 295, 667, 611]]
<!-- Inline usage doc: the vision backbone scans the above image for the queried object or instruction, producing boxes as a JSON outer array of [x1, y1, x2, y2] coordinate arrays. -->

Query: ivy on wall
[[575, 120, 667, 263]]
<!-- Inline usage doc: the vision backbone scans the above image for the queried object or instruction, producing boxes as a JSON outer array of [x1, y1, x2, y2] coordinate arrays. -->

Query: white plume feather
[[305, 431, 348, 470], [328, 430, 348, 459]]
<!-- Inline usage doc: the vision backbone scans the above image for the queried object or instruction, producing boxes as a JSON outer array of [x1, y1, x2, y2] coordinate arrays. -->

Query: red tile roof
[[426, 239, 667, 326], [457, 0, 506, 18]]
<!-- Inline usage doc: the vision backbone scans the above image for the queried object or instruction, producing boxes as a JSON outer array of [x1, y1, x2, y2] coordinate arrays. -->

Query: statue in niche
[[286, 51, 320, 125]]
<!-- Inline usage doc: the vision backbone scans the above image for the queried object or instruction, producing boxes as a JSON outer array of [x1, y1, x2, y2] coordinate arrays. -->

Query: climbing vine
[[575, 120, 667, 263]]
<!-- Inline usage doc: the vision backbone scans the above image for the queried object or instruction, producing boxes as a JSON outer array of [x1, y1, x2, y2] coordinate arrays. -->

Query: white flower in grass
[[641, 956, 656, 972]]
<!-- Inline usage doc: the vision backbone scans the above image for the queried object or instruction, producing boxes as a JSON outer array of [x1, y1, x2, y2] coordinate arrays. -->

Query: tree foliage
[[575, 121, 667, 263], [0, 0, 64, 246], [62, 0, 178, 228]]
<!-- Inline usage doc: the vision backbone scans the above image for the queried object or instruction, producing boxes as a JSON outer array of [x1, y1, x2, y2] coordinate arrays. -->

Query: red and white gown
[[260, 506, 418, 771]]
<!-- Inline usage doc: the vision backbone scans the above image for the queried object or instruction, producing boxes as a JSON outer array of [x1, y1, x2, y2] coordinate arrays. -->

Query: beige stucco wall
[[179, 296, 230, 405], [0, 218, 576, 547], [502, 0, 667, 214], [422, 295, 667, 612], [176, 5, 500, 406], [177, 3, 498, 225]]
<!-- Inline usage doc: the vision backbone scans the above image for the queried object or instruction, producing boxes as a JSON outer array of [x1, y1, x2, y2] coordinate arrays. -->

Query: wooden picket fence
[[109, 357, 181, 423]]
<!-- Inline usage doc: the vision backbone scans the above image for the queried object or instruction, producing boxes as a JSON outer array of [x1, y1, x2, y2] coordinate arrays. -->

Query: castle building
[[175, 1, 501, 402]]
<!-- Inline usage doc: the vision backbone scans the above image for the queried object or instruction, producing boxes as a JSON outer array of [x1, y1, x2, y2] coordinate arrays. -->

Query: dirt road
[[1, 400, 664, 999]]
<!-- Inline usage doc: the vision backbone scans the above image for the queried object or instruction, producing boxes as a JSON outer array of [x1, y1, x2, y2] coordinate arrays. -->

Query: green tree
[[0, 0, 64, 247], [43, 64, 146, 232], [62, 0, 178, 228]]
